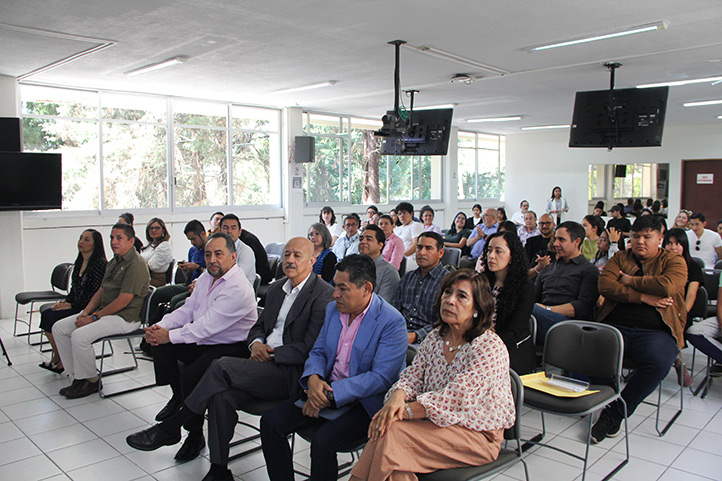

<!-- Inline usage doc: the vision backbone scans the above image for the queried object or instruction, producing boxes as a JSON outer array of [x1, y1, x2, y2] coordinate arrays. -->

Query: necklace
[[444, 339, 464, 352]]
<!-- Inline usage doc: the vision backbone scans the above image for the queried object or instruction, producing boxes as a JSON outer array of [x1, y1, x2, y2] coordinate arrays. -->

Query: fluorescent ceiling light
[[124, 56, 188, 78], [466, 116, 522, 123], [718, 115, 722, 120], [272, 81, 337, 95], [637, 75, 722, 89], [683, 99, 722, 107], [527, 21, 666, 52], [401, 44, 509, 75], [414, 104, 456, 110], [521, 124, 570, 131]]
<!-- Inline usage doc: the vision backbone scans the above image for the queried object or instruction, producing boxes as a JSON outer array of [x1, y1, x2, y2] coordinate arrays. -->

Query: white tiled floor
[[1, 317, 721, 481]]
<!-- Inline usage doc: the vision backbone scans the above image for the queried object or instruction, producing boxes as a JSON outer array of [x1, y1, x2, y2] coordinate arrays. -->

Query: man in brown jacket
[[591, 215, 687, 444]]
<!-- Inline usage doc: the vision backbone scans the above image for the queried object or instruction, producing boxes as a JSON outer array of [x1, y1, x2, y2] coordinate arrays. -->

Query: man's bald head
[[282, 237, 316, 286]]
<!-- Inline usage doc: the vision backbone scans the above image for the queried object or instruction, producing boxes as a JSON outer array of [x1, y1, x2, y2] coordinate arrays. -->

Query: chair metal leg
[[97, 338, 156, 398], [0, 336, 11, 366], [693, 357, 714, 399], [655, 373, 683, 436]]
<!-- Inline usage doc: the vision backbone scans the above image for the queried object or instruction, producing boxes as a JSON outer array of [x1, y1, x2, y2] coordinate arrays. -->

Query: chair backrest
[[715, 260, 722, 270], [174, 265, 188, 285], [505, 369, 524, 441], [543, 321, 624, 387], [703, 269, 720, 301], [399, 256, 407, 277], [441, 247, 462, 268], [529, 315, 537, 345], [51, 263, 74, 292], [690, 285, 708, 320], [253, 273, 261, 294], [265, 242, 285, 256], [164, 260, 176, 285], [267, 255, 280, 281], [692, 257, 706, 269], [140, 286, 157, 326], [406, 346, 417, 366]]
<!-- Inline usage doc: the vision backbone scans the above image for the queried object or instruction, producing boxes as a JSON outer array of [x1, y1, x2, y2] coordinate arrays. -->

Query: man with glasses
[[527, 214, 556, 278], [687, 212, 722, 268], [332, 213, 361, 260]]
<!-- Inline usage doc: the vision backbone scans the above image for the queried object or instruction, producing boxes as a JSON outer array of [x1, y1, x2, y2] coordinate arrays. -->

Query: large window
[[302, 112, 442, 205], [20, 85, 281, 211], [587, 163, 666, 201], [457, 131, 505, 200]]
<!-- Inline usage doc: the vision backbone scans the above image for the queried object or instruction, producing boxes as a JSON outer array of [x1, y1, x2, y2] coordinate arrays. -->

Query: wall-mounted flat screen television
[[0, 152, 62, 211], [378, 108, 453, 155], [569, 86, 668, 148]]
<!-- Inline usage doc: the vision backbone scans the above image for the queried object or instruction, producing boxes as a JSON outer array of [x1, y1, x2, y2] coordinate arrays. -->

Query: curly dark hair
[[480, 231, 529, 326], [432, 269, 495, 342]]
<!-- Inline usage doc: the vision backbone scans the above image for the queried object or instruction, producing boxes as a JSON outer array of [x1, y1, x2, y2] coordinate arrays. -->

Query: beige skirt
[[350, 419, 503, 481]]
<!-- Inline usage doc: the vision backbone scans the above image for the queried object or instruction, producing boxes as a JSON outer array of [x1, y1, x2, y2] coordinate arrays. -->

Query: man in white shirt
[[510, 200, 530, 226], [126, 237, 333, 479], [332, 213, 361, 260], [687, 212, 722, 268], [220, 213, 257, 285], [394, 201, 425, 271]]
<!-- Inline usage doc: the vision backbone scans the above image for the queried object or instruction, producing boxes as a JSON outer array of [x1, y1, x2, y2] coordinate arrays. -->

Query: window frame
[[456, 129, 505, 201]]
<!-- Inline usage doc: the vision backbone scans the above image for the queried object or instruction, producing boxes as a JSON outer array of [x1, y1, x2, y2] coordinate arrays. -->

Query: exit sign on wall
[[697, 173, 714, 184]]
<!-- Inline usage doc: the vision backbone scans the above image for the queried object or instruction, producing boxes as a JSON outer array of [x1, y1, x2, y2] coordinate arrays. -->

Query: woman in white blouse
[[320, 206, 343, 246], [545, 185, 569, 224], [350, 269, 515, 481], [141, 217, 173, 287]]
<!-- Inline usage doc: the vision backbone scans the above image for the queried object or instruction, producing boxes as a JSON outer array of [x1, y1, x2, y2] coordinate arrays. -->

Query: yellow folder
[[520, 372, 600, 398]]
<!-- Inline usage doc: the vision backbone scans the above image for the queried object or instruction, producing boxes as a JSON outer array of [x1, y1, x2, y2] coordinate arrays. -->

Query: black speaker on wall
[[0, 117, 23, 152], [294, 136, 315, 163]]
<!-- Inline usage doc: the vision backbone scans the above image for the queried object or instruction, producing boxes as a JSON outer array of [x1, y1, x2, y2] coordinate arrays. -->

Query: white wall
[[504, 123, 722, 225]]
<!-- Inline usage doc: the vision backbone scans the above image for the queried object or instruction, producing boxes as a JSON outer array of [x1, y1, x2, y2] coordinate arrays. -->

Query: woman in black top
[[444, 212, 472, 256], [480, 231, 535, 374], [39, 229, 107, 373], [662, 228, 703, 387]]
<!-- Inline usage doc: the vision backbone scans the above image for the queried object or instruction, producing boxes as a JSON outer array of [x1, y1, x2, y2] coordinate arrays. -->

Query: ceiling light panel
[[637, 75, 722, 89], [683, 99, 722, 107], [466, 116, 522, 122], [526, 21, 666, 52]]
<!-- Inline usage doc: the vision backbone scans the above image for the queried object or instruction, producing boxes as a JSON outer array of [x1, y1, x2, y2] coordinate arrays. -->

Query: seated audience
[[349, 269, 515, 480], [320, 206, 343, 245], [444, 212, 472, 255], [395, 202, 425, 271], [624, 198, 635, 215], [420, 205, 442, 234], [632, 199, 644, 217], [663, 228, 703, 387], [607, 204, 631, 236], [510, 199, 529, 226], [686, 275, 722, 380], [593, 215, 687, 444], [126, 238, 333, 478], [581, 214, 604, 261], [532, 221, 599, 342], [465, 203, 483, 229], [220, 214, 257, 286], [499, 220, 518, 234], [53, 223, 150, 398], [462, 208, 498, 268], [646, 197, 654, 209], [132, 233, 258, 461], [652, 200, 663, 218], [526, 214, 555, 275], [674, 210, 691, 230], [661, 199, 669, 217], [332, 213, 361, 261], [497, 207, 508, 224], [379, 214, 404, 270], [208, 211, 224, 236], [545, 186, 568, 224], [39, 229, 107, 374], [593, 228, 620, 272], [260, 254, 407, 481], [393, 232, 447, 344], [389, 208, 401, 227], [593, 201, 606, 217], [149, 220, 206, 323], [717, 219, 722, 238], [308, 222, 338, 283], [481, 232, 535, 374], [358, 225, 400, 302], [687, 212, 722, 268], [117, 211, 144, 252], [363, 205, 379, 227], [141, 217, 173, 287], [517, 210, 540, 246], [640, 208, 653, 216]]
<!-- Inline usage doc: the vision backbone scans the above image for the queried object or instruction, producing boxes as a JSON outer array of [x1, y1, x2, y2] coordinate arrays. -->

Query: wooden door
[[681, 159, 722, 224]]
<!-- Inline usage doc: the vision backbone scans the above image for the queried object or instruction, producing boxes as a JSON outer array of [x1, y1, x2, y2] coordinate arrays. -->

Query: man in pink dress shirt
[[144, 233, 258, 462]]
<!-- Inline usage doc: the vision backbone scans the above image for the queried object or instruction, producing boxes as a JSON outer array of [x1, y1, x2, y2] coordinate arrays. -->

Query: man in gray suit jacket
[[126, 238, 334, 481]]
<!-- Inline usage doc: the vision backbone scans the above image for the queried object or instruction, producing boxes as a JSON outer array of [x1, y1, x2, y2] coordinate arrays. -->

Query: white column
[[283, 107, 306, 240], [0, 75, 25, 319]]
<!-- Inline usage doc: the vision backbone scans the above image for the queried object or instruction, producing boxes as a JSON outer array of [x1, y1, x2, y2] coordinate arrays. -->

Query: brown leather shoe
[[63, 379, 99, 399]]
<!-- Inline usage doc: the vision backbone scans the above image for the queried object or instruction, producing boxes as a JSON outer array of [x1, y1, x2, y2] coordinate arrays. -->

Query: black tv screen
[[0, 152, 62, 210], [379, 108, 453, 155], [569, 86, 668, 148]]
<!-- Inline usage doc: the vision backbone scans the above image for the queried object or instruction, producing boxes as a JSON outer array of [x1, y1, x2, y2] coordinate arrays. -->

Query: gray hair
[[309, 222, 332, 250], [206, 232, 236, 253]]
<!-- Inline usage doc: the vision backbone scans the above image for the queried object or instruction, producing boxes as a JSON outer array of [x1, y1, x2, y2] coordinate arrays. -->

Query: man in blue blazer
[[260, 254, 407, 481]]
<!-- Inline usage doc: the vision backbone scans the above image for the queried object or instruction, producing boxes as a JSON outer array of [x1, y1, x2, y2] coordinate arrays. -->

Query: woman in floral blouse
[[350, 269, 515, 481]]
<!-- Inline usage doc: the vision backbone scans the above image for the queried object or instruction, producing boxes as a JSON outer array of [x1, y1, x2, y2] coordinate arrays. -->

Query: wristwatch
[[325, 390, 337, 409], [91, 313, 100, 321]]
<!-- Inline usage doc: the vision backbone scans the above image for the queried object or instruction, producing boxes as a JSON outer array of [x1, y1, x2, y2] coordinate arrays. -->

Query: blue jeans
[[603, 324, 678, 421], [532, 304, 570, 345]]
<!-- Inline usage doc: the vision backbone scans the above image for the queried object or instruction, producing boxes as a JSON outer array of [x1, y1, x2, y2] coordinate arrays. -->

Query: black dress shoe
[[201, 467, 234, 481], [126, 424, 181, 451], [59, 379, 82, 396], [63, 379, 99, 399], [155, 395, 183, 422], [174, 433, 205, 461]]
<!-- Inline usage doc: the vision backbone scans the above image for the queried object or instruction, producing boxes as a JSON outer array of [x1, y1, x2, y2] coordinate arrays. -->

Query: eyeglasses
[[695, 240, 701, 251], [539, 222, 554, 226]]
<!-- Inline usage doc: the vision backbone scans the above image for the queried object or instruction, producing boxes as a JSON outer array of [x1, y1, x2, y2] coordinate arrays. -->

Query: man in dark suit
[[126, 237, 333, 481], [260, 254, 408, 481]]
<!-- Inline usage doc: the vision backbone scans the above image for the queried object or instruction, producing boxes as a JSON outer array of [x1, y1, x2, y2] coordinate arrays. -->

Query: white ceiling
[[2, 0, 722, 134]]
